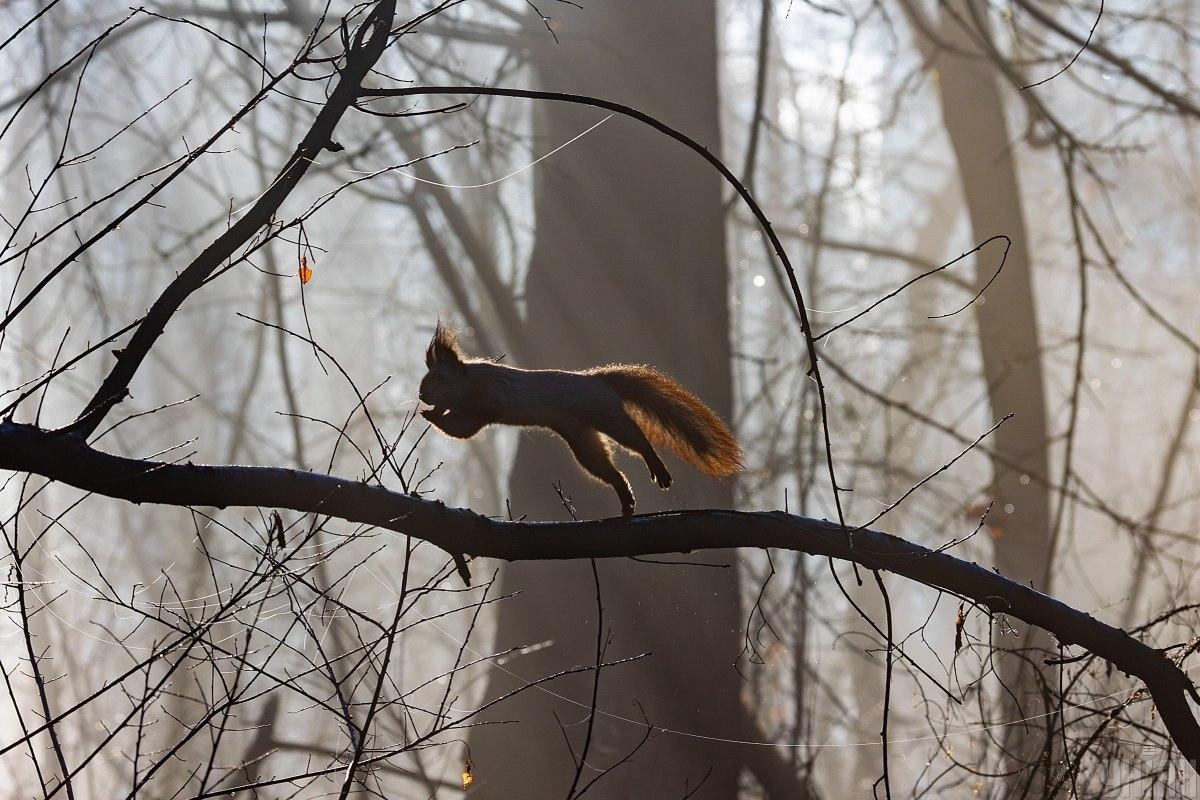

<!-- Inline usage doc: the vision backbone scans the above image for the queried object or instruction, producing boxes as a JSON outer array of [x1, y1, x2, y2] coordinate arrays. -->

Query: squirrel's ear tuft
[[426, 322, 463, 368]]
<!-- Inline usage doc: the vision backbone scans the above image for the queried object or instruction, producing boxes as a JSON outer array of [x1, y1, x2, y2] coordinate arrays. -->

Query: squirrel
[[418, 324, 743, 516]]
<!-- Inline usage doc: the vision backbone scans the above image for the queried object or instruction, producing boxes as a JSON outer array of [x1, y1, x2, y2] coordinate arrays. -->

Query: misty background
[[2, 1, 1198, 797]]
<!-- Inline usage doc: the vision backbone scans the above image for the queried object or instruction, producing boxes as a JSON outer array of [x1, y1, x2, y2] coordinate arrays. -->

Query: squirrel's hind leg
[[605, 413, 672, 489], [561, 430, 636, 516]]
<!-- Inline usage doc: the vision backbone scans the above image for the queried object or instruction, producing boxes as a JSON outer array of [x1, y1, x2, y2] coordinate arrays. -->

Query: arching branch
[[358, 83, 850, 525]]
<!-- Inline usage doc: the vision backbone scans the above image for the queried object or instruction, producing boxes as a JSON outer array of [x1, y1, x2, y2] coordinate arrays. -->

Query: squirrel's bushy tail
[[592, 365, 743, 477]]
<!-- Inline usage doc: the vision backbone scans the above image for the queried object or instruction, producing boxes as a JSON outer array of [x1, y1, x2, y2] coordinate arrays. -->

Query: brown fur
[[418, 326, 743, 515], [589, 365, 743, 476]]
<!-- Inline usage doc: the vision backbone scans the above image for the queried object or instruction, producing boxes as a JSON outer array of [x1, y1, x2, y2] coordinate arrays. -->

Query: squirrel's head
[[419, 323, 470, 409]]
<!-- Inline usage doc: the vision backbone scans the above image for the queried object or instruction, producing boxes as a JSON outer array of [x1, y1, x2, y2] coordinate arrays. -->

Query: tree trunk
[[468, 3, 745, 797], [930, 1, 1056, 791]]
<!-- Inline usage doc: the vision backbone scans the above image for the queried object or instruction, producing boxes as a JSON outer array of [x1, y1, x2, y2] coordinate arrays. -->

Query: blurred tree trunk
[[845, 185, 961, 797], [468, 3, 746, 797], [928, 1, 1056, 791]]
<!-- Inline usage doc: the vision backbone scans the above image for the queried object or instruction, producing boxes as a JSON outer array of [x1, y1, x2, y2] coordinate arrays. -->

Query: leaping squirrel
[[418, 324, 743, 516]]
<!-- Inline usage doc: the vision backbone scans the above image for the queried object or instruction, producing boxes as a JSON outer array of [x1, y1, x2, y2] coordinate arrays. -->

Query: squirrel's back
[[590, 365, 742, 476]]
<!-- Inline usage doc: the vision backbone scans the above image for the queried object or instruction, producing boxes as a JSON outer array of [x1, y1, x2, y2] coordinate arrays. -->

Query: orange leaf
[[963, 500, 989, 519], [461, 753, 474, 789], [298, 256, 312, 285]]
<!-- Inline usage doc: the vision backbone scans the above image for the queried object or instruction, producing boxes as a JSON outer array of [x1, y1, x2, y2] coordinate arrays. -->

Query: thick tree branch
[[2, 418, 1198, 769]]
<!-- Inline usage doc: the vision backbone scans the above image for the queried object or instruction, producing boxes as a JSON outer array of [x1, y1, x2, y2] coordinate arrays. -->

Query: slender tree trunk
[[930, 1, 1056, 792], [468, 3, 745, 797], [845, 186, 961, 797]]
